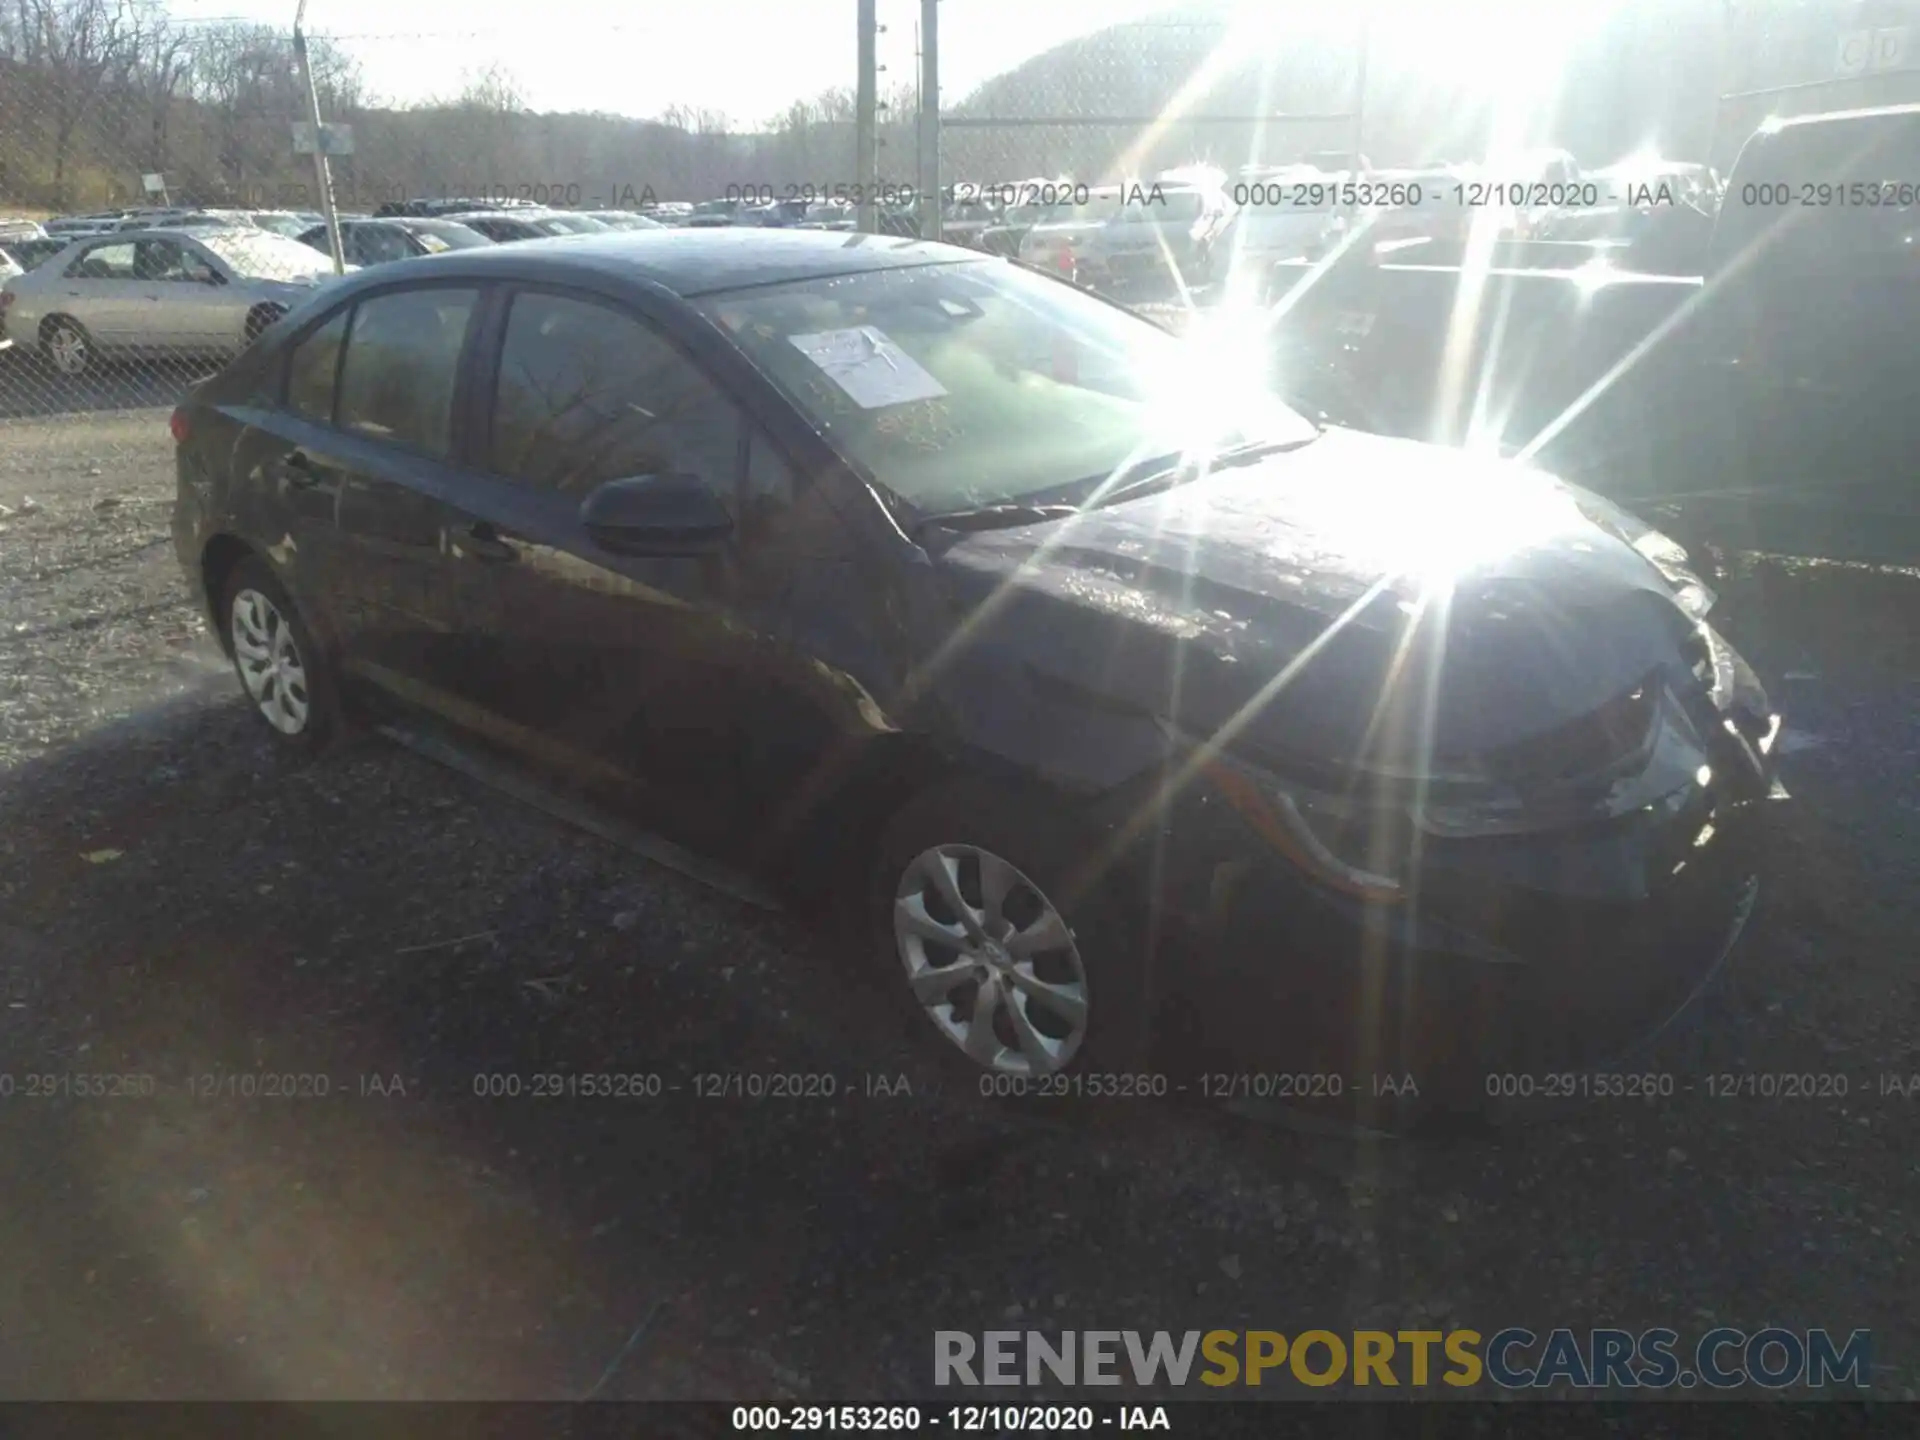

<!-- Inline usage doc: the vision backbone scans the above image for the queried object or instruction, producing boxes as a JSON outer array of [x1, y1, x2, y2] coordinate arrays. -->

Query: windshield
[[408, 220, 492, 249], [248, 213, 307, 237], [532, 214, 607, 234], [195, 230, 337, 280], [699, 259, 1314, 513]]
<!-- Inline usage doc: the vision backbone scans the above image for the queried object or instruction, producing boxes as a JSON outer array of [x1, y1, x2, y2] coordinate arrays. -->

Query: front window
[[700, 259, 1314, 513], [195, 231, 336, 281]]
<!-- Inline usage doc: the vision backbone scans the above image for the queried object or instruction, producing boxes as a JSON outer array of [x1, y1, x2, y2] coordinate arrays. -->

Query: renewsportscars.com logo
[[933, 1327, 1872, 1390]]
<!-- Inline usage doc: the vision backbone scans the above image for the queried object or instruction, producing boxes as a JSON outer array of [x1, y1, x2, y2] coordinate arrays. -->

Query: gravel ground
[[0, 363, 1916, 1401]]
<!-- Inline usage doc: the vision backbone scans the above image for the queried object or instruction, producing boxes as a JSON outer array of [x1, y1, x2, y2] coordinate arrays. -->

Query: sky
[[166, 0, 1173, 125]]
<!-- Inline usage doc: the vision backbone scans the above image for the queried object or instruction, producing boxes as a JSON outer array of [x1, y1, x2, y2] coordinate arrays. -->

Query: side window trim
[[477, 282, 744, 494], [275, 279, 492, 433], [334, 284, 487, 460]]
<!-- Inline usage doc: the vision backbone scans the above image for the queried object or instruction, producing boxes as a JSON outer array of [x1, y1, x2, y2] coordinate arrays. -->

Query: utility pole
[[1351, 9, 1370, 179], [292, 0, 346, 274], [857, 0, 878, 233], [919, 0, 940, 241]]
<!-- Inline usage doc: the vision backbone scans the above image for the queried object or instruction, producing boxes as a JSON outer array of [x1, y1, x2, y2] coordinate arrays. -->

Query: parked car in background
[[977, 199, 1054, 256], [116, 209, 266, 233], [374, 197, 543, 219], [1, 218, 46, 242], [1017, 187, 1126, 282], [1271, 102, 1920, 564], [686, 198, 750, 228], [537, 213, 614, 235], [247, 210, 323, 238], [581, 211, 666, 231], [1534, 156, 1721, 273], [1078, 179, 1232, 293], [0, 236, 73, 273], [43, 215, 121, 238], [740, 199, 811, 228], [1364, 166, 1480, 245], [648, 202, 695, 224], [453, 211, 607, 243], [798, 201, 855, 231], [0, 226, 350, 375], [941, 199, 1001, 249], [1218, 165, 1345, 293], [297, 217, 492, 268], [1486, 146, 1587, 239], [168, 228, 1777, 1105]]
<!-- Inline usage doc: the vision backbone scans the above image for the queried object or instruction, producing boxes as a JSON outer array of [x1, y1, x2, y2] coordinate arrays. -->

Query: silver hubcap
[[49, 327, 87, 374], [230, 588, 310, 734], [893, 844, 1089, 1076]]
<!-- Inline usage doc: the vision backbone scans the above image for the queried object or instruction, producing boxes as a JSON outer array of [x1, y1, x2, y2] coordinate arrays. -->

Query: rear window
[[286, 309, 349, 421], [334, 287, 479, 457]]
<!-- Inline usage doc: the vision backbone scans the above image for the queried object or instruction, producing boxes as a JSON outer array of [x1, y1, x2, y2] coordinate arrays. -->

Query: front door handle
[[459, 520, 517, 563]]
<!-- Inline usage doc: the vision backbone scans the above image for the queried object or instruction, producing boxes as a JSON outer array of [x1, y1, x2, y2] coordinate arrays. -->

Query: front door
[[132, 237, 226, 354], [434, 286, 871, 859]]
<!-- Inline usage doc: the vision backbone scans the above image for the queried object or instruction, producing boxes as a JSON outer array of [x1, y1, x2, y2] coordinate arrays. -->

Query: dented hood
[[932, 427, 1697, 772]]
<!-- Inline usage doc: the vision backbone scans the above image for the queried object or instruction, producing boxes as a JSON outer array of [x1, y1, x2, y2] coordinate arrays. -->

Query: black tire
[[244, 304, 287, 344], [868, 779, 1153, 1094], [218, 554, 344, 754], [40, 316, 93, 377]]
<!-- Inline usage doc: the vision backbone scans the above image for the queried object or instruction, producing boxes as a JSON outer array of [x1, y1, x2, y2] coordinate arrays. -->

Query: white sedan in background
[[0, 226, 351, 376]]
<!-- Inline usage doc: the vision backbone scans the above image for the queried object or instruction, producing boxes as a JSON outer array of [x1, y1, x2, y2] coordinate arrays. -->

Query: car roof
[[1762, 100, 1920, 134], [91, 225, 257, 242], [315, 227, 975, 300]]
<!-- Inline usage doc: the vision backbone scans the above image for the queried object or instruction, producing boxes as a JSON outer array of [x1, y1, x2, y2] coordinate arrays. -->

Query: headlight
[[1201, 755, 1412, 904]]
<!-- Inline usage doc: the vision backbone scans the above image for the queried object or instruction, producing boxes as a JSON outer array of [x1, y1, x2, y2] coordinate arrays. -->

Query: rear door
[[133, 237, 228, 353], [213, 281, 485, 701], [54, 239, 144, 345]]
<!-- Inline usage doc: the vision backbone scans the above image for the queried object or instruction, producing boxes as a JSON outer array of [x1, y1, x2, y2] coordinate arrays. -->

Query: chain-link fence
[[930, 16, 1361, 305], [4, 1, 1917, 470], [0, 2, 919, 474]]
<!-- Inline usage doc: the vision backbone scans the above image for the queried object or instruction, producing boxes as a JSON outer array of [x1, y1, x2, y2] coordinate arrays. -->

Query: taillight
[[0, 290, 13, 310], [169, 408, 190, 445]]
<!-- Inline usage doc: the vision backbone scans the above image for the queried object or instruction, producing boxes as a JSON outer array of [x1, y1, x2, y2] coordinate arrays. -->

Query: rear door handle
[[459, 520, 517, 563]]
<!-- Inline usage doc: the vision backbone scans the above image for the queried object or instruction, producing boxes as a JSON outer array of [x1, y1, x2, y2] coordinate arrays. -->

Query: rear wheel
[[41, 317, 93, 377], [220, 555, 343, 753], [870, 781, 1151, 1089]]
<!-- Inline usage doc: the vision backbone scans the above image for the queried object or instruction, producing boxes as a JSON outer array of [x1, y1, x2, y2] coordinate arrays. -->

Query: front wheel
[[870, 781, 1151, 1085], [221, 555, 343, 753], [41, 317, 93, 377]]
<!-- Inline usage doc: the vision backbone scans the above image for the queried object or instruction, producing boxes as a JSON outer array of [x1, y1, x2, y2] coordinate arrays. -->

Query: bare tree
[[14, 0, 138, 204]]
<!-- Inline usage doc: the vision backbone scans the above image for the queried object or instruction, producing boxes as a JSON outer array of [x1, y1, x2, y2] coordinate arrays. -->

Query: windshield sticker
[[787, 326, 948, 409]]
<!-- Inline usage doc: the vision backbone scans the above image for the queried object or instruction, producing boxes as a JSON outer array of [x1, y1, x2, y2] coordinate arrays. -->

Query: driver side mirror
[[188, 263, 223, 285], [580, 472, 733, 557]]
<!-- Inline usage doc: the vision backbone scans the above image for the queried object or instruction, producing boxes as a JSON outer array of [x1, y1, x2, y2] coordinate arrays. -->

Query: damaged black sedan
[[171, 229, 1782, 1105]]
